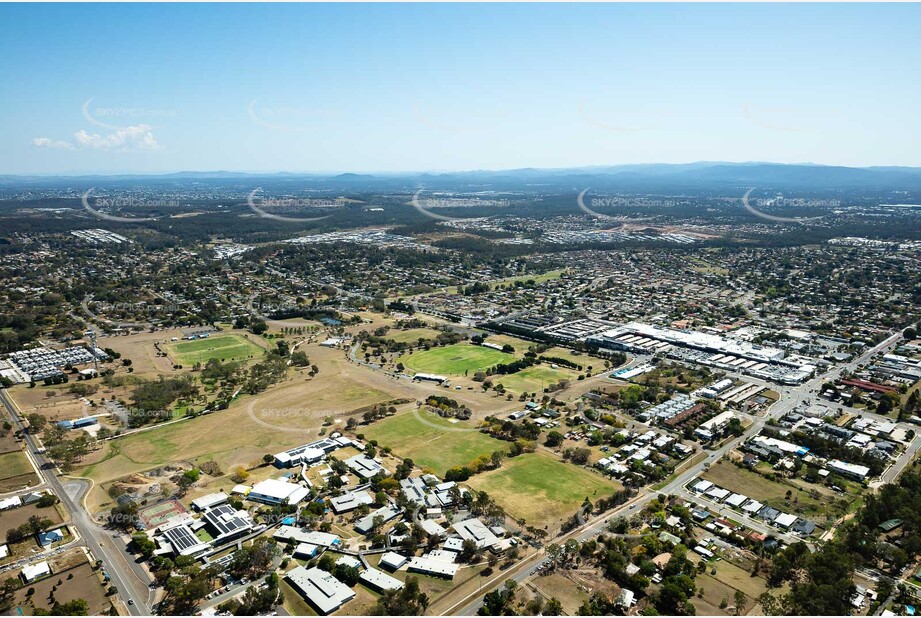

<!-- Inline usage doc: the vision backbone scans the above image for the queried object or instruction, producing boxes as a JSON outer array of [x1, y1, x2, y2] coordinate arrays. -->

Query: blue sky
[[2, 3, 919, 174]]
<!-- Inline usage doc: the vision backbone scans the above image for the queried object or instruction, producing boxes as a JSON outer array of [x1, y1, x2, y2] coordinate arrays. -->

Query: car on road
[[128, 600, 134, 606]]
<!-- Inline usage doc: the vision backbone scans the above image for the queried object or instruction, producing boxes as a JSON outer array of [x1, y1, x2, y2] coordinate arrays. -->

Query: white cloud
[[32, 137, 74, 149], [73, 124, 159, 150]]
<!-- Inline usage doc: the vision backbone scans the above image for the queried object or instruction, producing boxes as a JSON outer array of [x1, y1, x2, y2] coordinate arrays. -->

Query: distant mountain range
[[4, 162, 921, 192]]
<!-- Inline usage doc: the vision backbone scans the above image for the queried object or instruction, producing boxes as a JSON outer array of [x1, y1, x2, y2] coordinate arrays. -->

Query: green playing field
[[401, 343, 516, 375], [166, 334, 264, 365]]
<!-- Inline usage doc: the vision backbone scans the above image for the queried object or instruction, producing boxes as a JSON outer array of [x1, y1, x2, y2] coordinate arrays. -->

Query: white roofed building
[[286, 566, 355, 615], [247, 479, 310, 506], [21, 561, 51, 583]]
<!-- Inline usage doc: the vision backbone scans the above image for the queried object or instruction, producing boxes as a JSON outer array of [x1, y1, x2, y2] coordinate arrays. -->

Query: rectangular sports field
[[137, 499, 190, 529], [166, 334, 264, 365], [361, 410, 508, 475], [401, 343, 516, 375], [384, 327, 442, 344], [493, 365, 580, 394], [465, 451, 622, 530]]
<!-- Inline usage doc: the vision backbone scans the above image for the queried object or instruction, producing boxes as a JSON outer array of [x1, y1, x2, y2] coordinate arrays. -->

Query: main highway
[[0, 389, 152, 616], [441, 330, 906, 615]]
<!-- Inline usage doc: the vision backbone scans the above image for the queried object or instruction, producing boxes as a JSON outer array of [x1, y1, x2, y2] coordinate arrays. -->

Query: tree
[[0, 577, 18, 611], [130, 534, 157, 559], [734, 590, 748, 615], [36, 494, 58, 508], [36, 598, 89, 615], [371, 576, 429, 615], [230, 466, 250, 483], [26, 413, 47, 433], [459, 539, 478, 563], [228, 538, 276, 580], [490, 450, 504, 469], [544, 431, 564, 447], [108, 501, 139, 531], [543, 597, 563, 615]]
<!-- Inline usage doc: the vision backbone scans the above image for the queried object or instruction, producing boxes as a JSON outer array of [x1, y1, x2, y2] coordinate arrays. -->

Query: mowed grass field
[[466, 452, 622, 530], [401, 343, 516, 375], [494, 365, 580, 393], [361, 410, 508, 475], [384, 328, 442, 344], [0, 451, 34, 479], [166, 334, 264, 365]]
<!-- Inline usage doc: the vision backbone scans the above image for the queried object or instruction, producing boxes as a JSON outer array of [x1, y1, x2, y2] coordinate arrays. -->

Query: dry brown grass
[[12, 553, 111, 616]]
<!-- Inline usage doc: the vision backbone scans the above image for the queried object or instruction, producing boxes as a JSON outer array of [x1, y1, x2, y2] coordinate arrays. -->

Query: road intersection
[[0, 389, 153, 616], [445, 331, 906, 615]]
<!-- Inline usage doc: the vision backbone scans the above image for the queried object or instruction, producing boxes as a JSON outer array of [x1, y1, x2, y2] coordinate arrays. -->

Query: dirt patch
[[12, 556, 112, 616], [0, 503, 65, 537]]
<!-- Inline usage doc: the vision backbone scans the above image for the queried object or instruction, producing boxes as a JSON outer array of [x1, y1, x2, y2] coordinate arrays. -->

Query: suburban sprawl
[[0, 163, 919, 617]]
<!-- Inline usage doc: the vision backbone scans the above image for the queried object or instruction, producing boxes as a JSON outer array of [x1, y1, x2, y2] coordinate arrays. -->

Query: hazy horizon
[[5, 159, 921, 179]]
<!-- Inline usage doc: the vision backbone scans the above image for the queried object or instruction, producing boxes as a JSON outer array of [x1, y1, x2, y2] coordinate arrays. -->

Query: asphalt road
[[448, 330, 905, 615], [0, 389, 152, 616]]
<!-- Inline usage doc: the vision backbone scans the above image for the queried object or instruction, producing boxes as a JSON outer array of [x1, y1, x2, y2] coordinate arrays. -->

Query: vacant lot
[[0, 431, 20, 454], [0, 503, 64, 536], [249, 378, 394, 431], [97, 327, 194, 377], [0, 450, 32, 477], [362, 409, 508, 475], [0, 450, 38, 493], [528, 572, 593, 614], [466, 452, 621, 531], [702, 460, 839, 521], [12, 559, 111, 616], [691, 558, 770, 615], [401, 344, 516, 375], [166, 334, 265, 365]]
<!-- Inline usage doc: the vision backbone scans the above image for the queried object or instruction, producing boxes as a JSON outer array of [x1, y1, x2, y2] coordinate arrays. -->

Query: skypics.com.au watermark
[[246, 188, 342, 222], [411, 190, 510, 223], [81, 295, 185, 328], [81, 189, 177, 222], [82, 98, 179, 131], [246, 98, 340, 133], [576, 189, 675, 219], [246, 403, 352, 435], [741, 188, 833, 223]]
